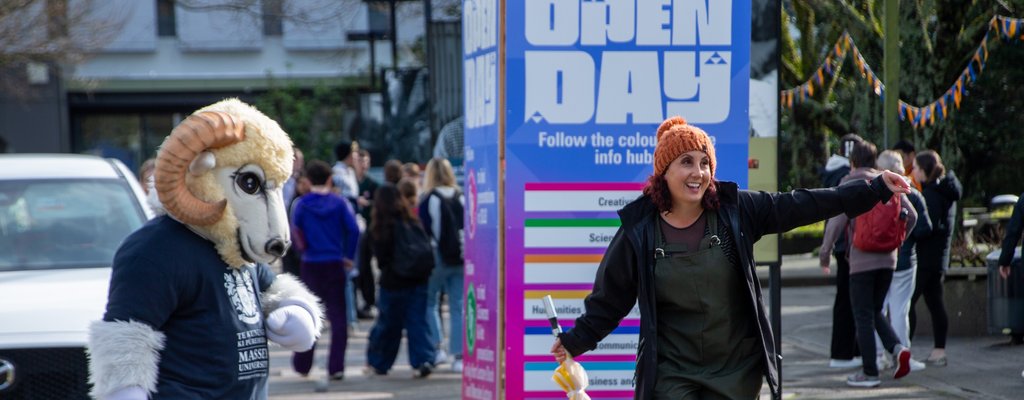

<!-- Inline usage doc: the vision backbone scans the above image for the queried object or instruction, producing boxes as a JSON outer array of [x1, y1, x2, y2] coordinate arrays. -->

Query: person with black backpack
[[359, 184, 437, 378], [418, 157, 465, 373]]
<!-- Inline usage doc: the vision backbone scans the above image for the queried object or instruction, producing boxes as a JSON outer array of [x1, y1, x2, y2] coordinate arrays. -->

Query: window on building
[[262, 0, 283, 36], [157, 0, 176, 37]]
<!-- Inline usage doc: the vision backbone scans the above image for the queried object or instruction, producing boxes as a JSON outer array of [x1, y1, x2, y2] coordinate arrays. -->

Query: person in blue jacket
[[291, 160, 361, 380]]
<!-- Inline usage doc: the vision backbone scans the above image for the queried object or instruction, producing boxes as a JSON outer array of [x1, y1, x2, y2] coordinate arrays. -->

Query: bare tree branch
[[0, 0, 127, 98]]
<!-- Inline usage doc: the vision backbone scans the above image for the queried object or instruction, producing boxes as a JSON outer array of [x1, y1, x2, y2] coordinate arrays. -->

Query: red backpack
[[852, 195, 906, 252]]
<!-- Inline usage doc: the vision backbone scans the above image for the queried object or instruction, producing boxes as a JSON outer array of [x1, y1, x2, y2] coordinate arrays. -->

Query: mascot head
[[154, 98, 294, 268]]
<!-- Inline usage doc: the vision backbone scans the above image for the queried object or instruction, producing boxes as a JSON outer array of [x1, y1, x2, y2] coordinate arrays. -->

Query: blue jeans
[[426, 251, 464, 358], [367, 284, 435, 372]]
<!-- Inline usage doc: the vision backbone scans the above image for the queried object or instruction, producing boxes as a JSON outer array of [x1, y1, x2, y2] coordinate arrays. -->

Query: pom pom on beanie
[[653, 116, 716, 177]]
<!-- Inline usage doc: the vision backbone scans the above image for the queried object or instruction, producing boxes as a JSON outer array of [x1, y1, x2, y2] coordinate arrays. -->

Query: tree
[[0, 0, 125, 97], [782, 0, 1024, 206]]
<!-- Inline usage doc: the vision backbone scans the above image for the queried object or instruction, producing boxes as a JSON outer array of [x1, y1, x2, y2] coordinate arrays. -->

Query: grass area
[[782, 221, 825, 240]]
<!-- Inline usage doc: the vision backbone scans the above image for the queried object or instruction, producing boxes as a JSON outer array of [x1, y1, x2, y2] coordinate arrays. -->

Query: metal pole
[[770, 262, 782, 400], [883, 0, 901, 148], [389, 0, 398, 70], [369, 36, 377, 89]]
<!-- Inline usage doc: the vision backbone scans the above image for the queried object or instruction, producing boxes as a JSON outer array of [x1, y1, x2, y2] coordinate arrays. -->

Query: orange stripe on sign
[[524, 290, 591, 299], [525, 254, 603, 263]]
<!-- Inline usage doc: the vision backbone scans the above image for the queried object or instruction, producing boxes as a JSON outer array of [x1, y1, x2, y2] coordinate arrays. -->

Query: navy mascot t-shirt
[[104, 216, 275, 399]]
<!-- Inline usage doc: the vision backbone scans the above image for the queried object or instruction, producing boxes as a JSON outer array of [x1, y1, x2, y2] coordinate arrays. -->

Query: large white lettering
[[525, 50, 731, 124], [464, 0, 496, 55], [524, 51, 594, 123], [522, 0, 734, 125], [664, 51, 731, 123], [595, 51, 662, 123], [523, 0, 731, 46], [580, 0, 635, 45], [464, 0, 497, 129]]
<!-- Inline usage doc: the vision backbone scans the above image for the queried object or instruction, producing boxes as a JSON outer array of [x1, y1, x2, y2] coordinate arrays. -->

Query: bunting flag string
[[781, 15, 1023, 129]]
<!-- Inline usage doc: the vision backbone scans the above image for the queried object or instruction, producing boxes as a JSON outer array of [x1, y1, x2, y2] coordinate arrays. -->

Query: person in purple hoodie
[[290, 160, 361, 380]]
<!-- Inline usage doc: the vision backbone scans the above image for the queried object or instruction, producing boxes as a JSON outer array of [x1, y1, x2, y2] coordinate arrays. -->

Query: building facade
[[2, 0, 428, 172]]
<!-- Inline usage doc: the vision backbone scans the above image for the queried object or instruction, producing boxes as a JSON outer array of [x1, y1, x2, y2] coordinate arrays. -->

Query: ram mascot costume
[[87, 99, 323, 399]]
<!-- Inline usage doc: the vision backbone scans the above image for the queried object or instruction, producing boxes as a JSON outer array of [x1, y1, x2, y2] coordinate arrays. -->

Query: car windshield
[[0, 179, 146, 270]]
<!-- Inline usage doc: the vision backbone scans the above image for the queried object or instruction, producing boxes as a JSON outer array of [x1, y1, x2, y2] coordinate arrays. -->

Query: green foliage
[[253, 77, 355, 163], [782, 221, 825, 240], [782, 0, 1024, 207]]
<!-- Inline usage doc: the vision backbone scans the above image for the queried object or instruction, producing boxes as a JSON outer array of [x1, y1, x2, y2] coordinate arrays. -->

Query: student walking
[[874, 150, 931, 373], [909, 150, 962, 367], [419, 158, 466, 372], [290, 160, 361, 380], [821, 142, 917, 387], [361, 185, 437, 377]]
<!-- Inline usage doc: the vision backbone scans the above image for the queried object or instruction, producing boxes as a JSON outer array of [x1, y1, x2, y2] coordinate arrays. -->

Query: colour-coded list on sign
[[515, 182, 644, 399]]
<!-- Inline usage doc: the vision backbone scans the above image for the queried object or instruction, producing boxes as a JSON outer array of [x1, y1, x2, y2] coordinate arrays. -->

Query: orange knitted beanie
[[653, 116, 716, 177]]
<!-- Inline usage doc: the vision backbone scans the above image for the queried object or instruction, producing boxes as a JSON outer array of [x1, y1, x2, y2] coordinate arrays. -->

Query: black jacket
[[998, 192, 1024, 267], [558, 177, 894, 399], [916, 171, 963, 271]]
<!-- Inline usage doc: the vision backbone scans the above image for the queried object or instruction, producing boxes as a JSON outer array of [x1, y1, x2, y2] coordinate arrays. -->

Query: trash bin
[[987, 247, 1024, 342]]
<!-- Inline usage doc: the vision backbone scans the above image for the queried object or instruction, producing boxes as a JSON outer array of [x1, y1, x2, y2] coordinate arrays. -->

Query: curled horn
[[155, 111, 246, 226]]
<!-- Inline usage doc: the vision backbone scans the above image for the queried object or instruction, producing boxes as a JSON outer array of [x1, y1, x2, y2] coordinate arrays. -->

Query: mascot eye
[[236, 172, 263, 195]]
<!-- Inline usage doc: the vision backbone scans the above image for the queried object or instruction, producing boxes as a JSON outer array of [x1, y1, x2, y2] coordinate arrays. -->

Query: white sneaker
[[846, 372, 881, 388], [451, 359, 463, 373], [876, 354, 893, 371], [434, 349, 449, 365], [909, 358, 927, 371], [829, 357, 863, 368]]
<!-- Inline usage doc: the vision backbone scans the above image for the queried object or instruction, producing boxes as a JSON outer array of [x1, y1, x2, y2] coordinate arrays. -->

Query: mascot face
[[214, 164, 290, 263], [154, 98, 294, 268]]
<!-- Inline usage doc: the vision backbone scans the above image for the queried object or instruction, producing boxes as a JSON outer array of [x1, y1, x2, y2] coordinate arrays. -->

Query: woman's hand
[[550, 338, 568, 363], [880, 170, 911, 194], [1000, 265, 1012, 279]]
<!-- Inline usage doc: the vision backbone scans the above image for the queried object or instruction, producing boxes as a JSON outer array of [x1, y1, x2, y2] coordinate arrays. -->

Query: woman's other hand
[[880, 170, 911, 194], [550, 338, 568, 363]]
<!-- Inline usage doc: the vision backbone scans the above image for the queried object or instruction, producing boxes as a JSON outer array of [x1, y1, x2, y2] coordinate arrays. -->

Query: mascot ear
[[189, 151, 217, 176]]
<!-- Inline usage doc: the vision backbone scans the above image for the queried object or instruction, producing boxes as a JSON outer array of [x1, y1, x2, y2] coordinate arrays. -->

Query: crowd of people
[[278, 140, 466, 381], [818, 135, 963, 387], [131, 119, 1023, 396]]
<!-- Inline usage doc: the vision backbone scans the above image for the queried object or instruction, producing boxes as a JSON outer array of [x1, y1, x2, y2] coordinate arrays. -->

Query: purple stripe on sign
[[523, 248, 608, 255], [525, 182, 646, 191]]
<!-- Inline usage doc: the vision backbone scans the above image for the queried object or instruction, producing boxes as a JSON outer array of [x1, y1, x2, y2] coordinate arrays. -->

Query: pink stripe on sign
[[525, 182, 645, 191]]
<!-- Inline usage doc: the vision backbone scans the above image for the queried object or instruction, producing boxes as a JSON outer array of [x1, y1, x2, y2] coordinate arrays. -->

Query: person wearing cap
[[550, 117, 911, 399]]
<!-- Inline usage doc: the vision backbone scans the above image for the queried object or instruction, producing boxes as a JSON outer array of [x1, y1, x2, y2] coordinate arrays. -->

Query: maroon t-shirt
[[659, 212, 707, 252]]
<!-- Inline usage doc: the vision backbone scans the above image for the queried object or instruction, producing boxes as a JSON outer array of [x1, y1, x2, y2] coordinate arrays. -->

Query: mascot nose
[[265, 238, 289, 258]]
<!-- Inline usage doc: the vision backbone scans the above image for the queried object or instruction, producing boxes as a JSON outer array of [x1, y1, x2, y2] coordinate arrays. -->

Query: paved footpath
[[267, 259, 1024, 399], [769, 285, 1024, 399]]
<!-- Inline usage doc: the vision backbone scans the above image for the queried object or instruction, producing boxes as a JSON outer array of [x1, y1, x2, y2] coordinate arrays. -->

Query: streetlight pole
[[884, 0, 900, 149]]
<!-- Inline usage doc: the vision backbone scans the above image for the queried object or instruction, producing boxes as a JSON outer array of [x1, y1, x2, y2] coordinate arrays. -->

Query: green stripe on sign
[[524, 218, 621, 227]]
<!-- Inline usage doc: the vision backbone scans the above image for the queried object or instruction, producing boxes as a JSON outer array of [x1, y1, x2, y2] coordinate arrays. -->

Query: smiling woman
[[551, 116, 913, 399]]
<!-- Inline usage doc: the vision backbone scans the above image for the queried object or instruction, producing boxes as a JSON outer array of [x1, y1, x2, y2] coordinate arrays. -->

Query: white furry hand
[[103, 386, 147, 400], [266, 305, 317, 351]]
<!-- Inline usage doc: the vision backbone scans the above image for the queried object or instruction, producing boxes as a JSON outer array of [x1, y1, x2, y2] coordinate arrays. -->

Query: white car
[[0, 154, 152, 399]]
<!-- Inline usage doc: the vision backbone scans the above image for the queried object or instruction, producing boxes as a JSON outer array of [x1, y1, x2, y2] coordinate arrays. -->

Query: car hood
[[0, 267, 111, 348]]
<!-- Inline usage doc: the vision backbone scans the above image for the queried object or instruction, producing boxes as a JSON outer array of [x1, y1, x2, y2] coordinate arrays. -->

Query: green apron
[[652, 211, 763, 400]]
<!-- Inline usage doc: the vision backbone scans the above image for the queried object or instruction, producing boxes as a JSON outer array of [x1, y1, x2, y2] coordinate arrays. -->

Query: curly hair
[[642, 174, 721, 213]]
